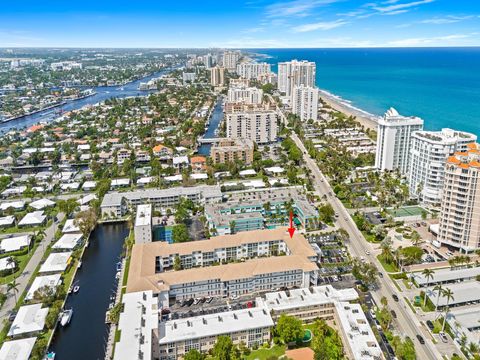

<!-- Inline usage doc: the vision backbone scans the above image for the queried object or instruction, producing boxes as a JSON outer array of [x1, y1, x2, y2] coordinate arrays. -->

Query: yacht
[[60, 309, 73, 326]]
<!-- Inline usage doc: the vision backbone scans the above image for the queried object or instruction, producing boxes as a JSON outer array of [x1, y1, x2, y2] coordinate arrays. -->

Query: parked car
[[439, 332, 448, 343], [392, 294, 399, 302], [426, 320, 434, 331], [390, 310, 397, 319], [206, 296, 213, 303], [417, 335, 425, 345]]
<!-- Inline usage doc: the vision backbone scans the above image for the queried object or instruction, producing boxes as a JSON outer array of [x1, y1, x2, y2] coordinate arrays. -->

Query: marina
[[49, 223, 129, 360]]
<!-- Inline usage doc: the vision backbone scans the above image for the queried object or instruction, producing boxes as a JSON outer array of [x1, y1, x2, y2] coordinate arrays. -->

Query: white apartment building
[[438, 143, 480, 251], [227, 86, 263, 104], [375, 107, 424, 174], [158, 307, 273, 359], [222, 51, 240, 72], [210, 66, 225, 87], [202, 53, 214, 68], [115, 285, 378, 360], [236, 62, 271, 80], [278, 60, 316, 98], [101, 185, 222, 218], [134, 204, 152, 244], [226, 108, 278, 144], [292, 85, 318, 121], [409, 128, 477, 207]]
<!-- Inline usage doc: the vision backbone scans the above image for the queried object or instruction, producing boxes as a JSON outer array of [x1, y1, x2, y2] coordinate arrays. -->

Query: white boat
[[77, 261, 82, 269], [68, 286, 73, 294], [73, 285, 80, 293], [60, 309, 73, 326], [44, 351, 56, 359]]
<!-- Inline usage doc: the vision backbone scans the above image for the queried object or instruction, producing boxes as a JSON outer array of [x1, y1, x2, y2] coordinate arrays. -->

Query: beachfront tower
[[409, 128, 477, 207], [278, 60, 316, 98], [438, 143, 480, 252], [375, 107, 423, 174]]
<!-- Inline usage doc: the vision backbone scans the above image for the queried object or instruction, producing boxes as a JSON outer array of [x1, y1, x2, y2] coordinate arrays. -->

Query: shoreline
[[318, 89, 380, 131]]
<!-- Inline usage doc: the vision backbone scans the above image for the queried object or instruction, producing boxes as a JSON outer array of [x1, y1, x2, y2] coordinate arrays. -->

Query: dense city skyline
[[1, 0, 480, 48]]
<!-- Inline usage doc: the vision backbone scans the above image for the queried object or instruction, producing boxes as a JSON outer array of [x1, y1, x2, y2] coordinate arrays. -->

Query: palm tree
[[7, 279, 19, 304], [422, 269, 435, 307], [433, 284, 443, 312], [6, 257, 16, 277], [441, 288, 455, 332]]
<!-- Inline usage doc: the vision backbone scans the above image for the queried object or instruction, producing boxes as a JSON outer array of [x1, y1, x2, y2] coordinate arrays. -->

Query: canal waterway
[[197, 97, 224, 155], [0, 68, 172, 133], [50, 223, 129, 360]]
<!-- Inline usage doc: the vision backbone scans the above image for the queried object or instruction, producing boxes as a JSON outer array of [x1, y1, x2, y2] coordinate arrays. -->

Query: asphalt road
[[286, 124, 442, 360]]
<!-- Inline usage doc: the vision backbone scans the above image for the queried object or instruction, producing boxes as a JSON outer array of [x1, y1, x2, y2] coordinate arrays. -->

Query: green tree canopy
[[275, 314, 303, 344]]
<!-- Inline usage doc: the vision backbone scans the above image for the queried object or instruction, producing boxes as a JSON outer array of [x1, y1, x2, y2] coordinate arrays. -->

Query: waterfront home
[[172, 155, 189, 172], [0, 200, 25, 211], [111, 178, 131, 189], [190, 155, 207, 172], [0, 234, 31, 253], [0, 215, 15, 228], [7, 304, 48, 337], [0, 337, 36, 360], [25, 274, 62, 301], [1, 186, 27, 197], [78, 194, 97, 206], [82, 180, 96, 191], [39, 251, 72, 274], [52, 233, 83, 251], [60, 182, 80, 191], [29, 198, 55, 210], [0, 257, 15, 272], [62, 219, 80, 233], [18, 211, 47, 227]]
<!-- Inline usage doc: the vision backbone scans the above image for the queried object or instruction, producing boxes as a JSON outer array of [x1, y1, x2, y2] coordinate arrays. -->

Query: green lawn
[[243, 345, 286, 360], [0, 240, 41, 285], [377, 254, 399, 273]]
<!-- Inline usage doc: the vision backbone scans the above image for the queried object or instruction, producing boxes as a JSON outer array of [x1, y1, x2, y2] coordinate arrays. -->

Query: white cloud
[[265, 0, 342, 18], [388, 33, 471, 46], [421, 15, 474, 24], [292, 19, 349, 32], [370, 0, 435, 14]]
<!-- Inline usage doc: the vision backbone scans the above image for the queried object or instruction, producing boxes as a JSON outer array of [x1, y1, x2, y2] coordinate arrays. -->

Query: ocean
[[252, 47, 480, 136]]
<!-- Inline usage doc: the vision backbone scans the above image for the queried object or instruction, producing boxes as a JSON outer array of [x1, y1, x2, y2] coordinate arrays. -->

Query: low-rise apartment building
[[126, 228, 318, 303], [205, 187, 319, 235], [210, 138, 254, 165], [100, 185, 222, 218]]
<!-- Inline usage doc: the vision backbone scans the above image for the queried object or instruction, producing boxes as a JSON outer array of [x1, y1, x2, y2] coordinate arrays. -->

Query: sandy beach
[[319, 90, 379, 131]]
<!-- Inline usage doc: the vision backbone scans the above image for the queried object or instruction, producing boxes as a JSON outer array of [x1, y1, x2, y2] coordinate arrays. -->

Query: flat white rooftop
[[114, 291, 157, 360], [335, 302, 382, 360], [0, 201, 25, 211], [39, 251, 72, 273], [257, 285, 358, 313], [158, 305, 274, 344], [8, 304, 48, 336], [62, 219, 80, 233], [450, 305, 480, 330], [135, 204, 152, 227], [0, 235, 31, 253], [0, 337, 36, 360], [0, 216, 15, 227], [426, 281, 480, 307], [52, 233, 82, 250], [18, 211, 46, 226], [413, 266, 480, 286], [25, 274, 62, 301], [29, 198, 55, 210]]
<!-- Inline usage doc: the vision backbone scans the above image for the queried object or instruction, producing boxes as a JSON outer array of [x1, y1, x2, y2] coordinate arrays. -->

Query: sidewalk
[[0, 213, 64, 320]]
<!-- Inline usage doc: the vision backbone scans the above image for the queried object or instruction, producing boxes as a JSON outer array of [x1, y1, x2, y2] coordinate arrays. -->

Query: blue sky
[[0, 0, 479, 48]]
